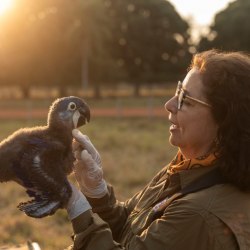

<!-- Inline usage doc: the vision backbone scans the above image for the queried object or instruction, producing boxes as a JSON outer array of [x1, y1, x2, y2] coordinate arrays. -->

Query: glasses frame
[[176, 81, 212, 110]]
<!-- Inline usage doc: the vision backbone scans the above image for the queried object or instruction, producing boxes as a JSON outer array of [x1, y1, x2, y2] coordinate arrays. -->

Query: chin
[[169, 135, 179, 147]]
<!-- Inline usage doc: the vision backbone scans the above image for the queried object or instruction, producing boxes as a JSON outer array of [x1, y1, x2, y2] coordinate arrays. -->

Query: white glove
[[72, 129, 108, 198], [66, 183, 92, 220]]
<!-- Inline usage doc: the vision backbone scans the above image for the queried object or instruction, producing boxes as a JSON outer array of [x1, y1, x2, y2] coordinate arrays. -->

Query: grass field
[[0, 83, 176, 111], [0, 95, 170, 112], [0, 109, 177, 249]]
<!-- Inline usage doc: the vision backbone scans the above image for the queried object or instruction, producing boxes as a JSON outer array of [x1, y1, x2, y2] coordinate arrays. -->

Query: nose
[[164, 96, 178, 114]]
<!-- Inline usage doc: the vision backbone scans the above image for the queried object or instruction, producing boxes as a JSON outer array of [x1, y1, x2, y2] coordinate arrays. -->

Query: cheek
[[179, 111, 217, 136], [180, 120, 200, 138], [184, 114, 218, 141]]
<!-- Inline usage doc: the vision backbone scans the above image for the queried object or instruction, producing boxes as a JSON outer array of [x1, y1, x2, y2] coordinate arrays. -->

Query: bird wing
[[13, 137, 72, 218]]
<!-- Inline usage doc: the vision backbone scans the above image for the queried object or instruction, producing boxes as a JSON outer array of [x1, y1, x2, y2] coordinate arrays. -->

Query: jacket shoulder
[[178, 183, 250, 211], [171, 184, 250, 249]]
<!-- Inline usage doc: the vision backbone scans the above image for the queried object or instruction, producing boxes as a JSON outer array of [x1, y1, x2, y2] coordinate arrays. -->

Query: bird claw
[[18, 198, 61, 218]]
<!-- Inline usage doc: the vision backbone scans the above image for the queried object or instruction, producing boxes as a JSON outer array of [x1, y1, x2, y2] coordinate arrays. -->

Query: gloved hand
[[66, 183, 92, 220], [72, 129, 108, 198]]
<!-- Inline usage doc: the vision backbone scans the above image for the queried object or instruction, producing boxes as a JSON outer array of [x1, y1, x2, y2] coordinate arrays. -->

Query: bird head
[[47, 96, 90, 131]]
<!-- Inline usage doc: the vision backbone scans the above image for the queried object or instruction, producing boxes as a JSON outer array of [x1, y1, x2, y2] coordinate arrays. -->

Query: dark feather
[[0, 96, 90, 218]]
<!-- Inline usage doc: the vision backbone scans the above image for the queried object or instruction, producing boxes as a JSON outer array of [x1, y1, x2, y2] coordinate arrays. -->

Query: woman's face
[[165, 68, 218, 159]]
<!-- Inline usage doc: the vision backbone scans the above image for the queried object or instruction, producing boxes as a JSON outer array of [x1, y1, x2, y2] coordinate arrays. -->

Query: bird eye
[[68, 102, 77, 111]]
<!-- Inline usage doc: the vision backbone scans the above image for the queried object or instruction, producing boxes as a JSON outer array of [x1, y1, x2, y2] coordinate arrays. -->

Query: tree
[[107, 0, 191, 96], [198, 0, 250, 52], [76, 0, 126, 98], [0, 0, 81, 97], [0, 0, 122, 98], [0, 0, 191, 98]]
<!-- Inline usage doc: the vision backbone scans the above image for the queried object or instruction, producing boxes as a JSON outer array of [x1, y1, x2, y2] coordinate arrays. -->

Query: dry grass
[[0, 116, 177, 249]]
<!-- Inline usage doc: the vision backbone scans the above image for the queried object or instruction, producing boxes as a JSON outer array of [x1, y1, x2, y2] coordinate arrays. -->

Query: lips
[[169, 119, 179, 131], [170, 123, 177, 129]]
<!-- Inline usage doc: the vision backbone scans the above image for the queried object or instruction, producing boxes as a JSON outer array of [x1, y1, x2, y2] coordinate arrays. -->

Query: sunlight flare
[[0, 0, 13, 15]]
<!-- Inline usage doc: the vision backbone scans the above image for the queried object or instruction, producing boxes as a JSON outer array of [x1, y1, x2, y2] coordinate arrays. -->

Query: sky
[[168, 0, 235, 41]]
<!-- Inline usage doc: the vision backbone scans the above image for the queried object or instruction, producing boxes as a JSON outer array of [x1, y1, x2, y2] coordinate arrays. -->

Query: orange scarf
[[167, 150, 217, 175], [152, 151, 218, 213]]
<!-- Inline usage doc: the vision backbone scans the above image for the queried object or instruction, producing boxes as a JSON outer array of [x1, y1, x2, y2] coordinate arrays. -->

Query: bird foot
[[18, 198, 61, 218]]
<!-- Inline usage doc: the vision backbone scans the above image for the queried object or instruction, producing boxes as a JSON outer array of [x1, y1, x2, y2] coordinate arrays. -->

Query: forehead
[[182, 68, 205, 98]]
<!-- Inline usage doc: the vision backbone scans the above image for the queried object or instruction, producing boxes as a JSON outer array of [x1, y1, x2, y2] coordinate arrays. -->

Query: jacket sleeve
[[84, 166, 170, 240], [84, 184, 144, 241]]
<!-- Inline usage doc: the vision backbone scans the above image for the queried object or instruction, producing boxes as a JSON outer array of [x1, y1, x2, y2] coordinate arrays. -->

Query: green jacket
[[68, 166, 250, 250]]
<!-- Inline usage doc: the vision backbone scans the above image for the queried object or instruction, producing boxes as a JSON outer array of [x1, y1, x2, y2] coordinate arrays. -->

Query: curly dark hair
[[190, 49, 250, 190]]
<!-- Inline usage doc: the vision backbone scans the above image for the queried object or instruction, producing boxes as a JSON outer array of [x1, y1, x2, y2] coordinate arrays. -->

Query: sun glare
[[0, 0, 13, 15]]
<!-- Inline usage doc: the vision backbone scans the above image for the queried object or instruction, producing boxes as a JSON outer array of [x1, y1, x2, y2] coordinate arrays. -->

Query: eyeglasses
[[176, 81, 211, 110]]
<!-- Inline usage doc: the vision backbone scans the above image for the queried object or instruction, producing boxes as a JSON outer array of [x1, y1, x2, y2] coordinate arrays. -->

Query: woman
[[66, 50, 250, 249]]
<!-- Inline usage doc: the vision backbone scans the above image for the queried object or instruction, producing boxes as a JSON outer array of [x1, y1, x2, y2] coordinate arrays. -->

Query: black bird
[[0, 96, 90, 218]]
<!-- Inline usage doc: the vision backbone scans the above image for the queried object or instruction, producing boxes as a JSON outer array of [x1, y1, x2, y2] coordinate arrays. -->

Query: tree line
[[0, 0, 249, 98]]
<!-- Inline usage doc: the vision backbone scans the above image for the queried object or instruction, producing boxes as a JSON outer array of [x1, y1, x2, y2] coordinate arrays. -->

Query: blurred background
[[0, 0, 249, 249]]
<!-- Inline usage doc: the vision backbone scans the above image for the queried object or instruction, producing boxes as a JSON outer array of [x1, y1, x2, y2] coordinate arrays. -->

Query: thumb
[[72, 129, 89, 144], [72, 129, 92, 150], [72, 129, 100, 164]]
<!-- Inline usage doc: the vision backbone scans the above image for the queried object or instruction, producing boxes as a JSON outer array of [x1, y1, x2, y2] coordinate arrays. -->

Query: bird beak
[[76, 106, 90, 127]]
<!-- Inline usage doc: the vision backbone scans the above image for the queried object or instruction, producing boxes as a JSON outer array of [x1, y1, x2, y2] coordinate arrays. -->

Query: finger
[[72, 130, 97, 159], [72, 129, 90, 145], [81, 150, 94, 162], [73, 150, 94, 169], [73, 161, 89, 173], [73, 150, 82, 160]]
